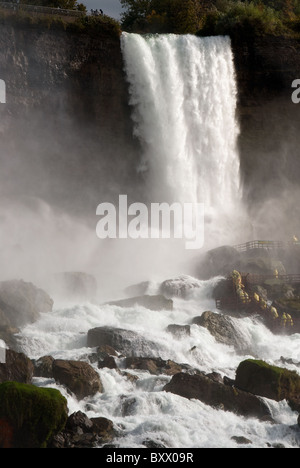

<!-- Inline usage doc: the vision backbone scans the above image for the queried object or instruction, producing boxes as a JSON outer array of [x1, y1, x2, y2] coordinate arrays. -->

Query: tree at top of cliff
[[120, 0, 204, 33]]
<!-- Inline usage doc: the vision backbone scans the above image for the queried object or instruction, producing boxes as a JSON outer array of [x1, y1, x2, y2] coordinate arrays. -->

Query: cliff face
[[0, 24, 299, 237], [232, 34, 300, 238], [0, 23, 141, 218]]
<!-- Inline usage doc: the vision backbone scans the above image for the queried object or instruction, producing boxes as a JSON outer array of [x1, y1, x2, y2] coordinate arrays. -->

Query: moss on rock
[[235, 359, 300, 402], [0, 381, 68, 448]]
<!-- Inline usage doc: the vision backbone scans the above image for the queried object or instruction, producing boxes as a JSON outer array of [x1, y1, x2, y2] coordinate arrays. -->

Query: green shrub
[[199, 1, 287, 38]]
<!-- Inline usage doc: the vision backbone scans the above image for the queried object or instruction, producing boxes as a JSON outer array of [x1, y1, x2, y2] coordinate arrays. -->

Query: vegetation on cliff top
[[0, 0, 299, 38], [120, 0, 300, 38], [0, 7, 121, 37], [19, 0, 87, 11]]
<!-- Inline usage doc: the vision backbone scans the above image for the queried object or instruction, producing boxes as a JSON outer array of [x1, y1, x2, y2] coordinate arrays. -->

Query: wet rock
[[166, 324, 191, 338], [198, 245, 241, 279], [33, 355, 55, 378], [49, 410, 115, 448], [87, 326, 160, 357], [120, 371, 139, 383], [206, 372, 224, 384], [159, 275, 200, 298], [66, 410, 93, 433], [280, 356, 300, 368], [98, 355, 118, 369], [0, 381, 68, 448], [124, 356, 188, 376], [88, 344, 119, 364], [105, 294, 173, 311], [191, 311, 245, 352], [198, 244, 287, 280], [235, 359, 300, 405], [120, 396, 137, 416], [0, 279, 53, 328], [0, 326, 20, 351], [52, 359, 103, 400], [90, 416, 116, 443], [143, 439, 167, 448], [231, 436, 252, 445], [164, 372, 272, 420], [0, 349, 34, 384]]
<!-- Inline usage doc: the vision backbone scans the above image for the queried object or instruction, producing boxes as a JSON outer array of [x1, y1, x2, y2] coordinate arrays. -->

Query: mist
[[0, 28, 299, 306]]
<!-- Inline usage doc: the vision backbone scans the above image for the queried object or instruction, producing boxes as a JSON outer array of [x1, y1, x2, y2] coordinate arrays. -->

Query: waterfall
[[121, 33, 245, 247]]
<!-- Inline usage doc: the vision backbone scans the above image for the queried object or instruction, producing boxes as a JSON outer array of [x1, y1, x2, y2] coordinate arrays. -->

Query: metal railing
[[233, 240, 285, 252], [234, 239, 300, 253], [0, 1, 85, 17]]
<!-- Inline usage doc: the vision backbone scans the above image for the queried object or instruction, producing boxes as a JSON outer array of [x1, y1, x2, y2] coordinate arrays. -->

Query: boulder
[[90, 416, 115, 443], [235, 360, 300, 407], [52, 359, 103, 400], [87, 326, 160, 357], [166, 324, 191, 338], [33, 355, 55, 378], [52, 271, 97, 302], [0, 279, 53, 328], [105, 294, 173, 311], [163, 372, 271, 420], [0, 349, 34, 384], [231, 436, 252, 445], [191, 311, 245, 352], [49, 411, 115, 448], [159, 275, 200, 298], [98, 355, 118, 370], [0, 381, 68, 448], [198, 245, 241, 279], [198, 244, 287, 279]]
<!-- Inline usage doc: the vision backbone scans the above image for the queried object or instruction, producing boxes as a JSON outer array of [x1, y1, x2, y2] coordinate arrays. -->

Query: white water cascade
[[121, 33, 245, 247]]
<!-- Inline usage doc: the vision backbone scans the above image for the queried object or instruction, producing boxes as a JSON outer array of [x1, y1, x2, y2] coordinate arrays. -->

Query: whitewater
[[13, 33, 300, 448], [17, 276, 300, 448]]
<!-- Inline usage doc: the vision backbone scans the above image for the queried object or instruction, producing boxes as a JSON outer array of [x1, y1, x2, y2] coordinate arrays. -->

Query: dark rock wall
[[0, 24, 141, 219], [232, 34, 300, 239]]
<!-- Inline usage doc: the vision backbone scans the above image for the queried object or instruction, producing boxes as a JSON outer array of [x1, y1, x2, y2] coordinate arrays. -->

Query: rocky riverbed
[[0, 250, 300, 448]]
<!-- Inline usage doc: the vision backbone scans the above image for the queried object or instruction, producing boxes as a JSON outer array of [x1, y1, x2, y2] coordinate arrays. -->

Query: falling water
[[120, 33, 242, 245]]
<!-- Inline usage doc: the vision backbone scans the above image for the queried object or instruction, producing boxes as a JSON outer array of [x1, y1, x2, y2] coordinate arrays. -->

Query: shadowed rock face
[[231, 34, 300, 237], [0, 23, 141, 218], [0, 279, 53, 328], [87, 326, 162, 357], [163, 372, 272, 420]]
